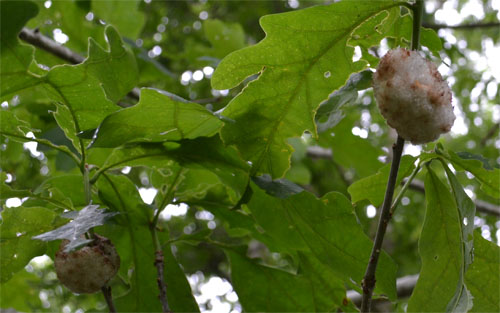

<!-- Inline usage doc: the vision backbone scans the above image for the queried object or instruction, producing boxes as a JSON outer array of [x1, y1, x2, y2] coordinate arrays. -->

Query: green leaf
[[442, 164, 475, 312], [382, 13, 442, 57], [204, 19, 245, 59], [0, 110, 79, 164], [32, 204, 118, 252], [348, 6, 400, 66], [92, 0, 145, 39], [297, 252, 356, 312], [465, 233, 500, 313], [248, 183, 397, 299], [407, 167, 466, 312], [321, 115, 384, 178], [96, 174, 162, 312], [227, 249, 337, 312], [91, 88, 223, 148], [43, 25, 137, 152], [0, 0, 40, 97], [348, 155, 417, 205], [35, 174, 86, 208], [163, 244, 200, 312], [0, 172, 32, 199], [85, 26, 139, 103], [446, 150, 500, 198], [212, 1, 401, 178], [29, 0, 105, 53], [0, 110, 32, 138], [443, 164, 475, 267], [0, 206, 58, 283], [95, 136, 249, 204], [316, 70, 373, 132], [251, 174, 304, 199], [455, 151, 495, 170], [0, 269, 43, 311]]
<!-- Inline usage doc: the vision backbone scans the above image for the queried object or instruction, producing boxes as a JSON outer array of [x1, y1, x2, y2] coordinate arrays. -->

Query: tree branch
[[149, 170, 183, 313], [480, 122, 499, 146], [151, 227, 172, 313], [305, 146, 500, 216], [101, 285, 117, 313], [348, 274, 419, 306], [360, 136, 405, 312], [422, 22, 500, 30], [407, 179, 500, 217], [19, 28, 84, 64]]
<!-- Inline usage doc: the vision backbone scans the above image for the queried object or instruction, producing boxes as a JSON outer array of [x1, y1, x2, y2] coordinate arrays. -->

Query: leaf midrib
[[249, 4, 400, 176]]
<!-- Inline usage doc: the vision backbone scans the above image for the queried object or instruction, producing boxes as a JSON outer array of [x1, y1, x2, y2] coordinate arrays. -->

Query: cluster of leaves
[[1, 0, 499, 312]]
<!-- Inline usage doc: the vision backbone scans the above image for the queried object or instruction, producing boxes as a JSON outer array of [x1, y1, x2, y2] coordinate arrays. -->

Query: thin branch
[[152, 168, 184, 227], [193, 97, 223, 105], [89, 153, 167, 184], [480, 122, 499, 146], [422, 22, 500, 30], [390, 160, 424, 215], [19, 28, 84, 64], [101, 285, 117, 313], [360, 136, 405, 312], [348, 274, 419, 306], [305, 146, 500, 216], [149, 170, 183, 313], [407, 179, 500, 217], [410, 0, 424, 51], [18, 27, 140, 100], [151, 227, 172, 313]]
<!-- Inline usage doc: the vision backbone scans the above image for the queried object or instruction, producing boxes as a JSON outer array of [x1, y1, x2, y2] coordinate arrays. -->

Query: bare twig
[[152, 235, 171, 313], [480, 122, 499, 146], [360, 136, 405, 312], [422, 22, 500, 30], [101, 285, 117, 313], [19, 27, 84, 64], [148, 170, 183, 313]]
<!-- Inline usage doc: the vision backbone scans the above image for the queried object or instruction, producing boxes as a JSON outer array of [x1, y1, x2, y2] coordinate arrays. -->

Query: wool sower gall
[[373, 48, 455, 144], [54, 235, 120, 294]]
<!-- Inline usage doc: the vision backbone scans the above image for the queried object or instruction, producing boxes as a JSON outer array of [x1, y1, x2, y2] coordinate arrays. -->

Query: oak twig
[[304, 146, 500, 216], [480, 122, 499, 146], [422, 22, 500, 30], [148, 171, 183, 313], [19, 27, 84, 64], [151, 230, 172, 313], [407, 179, 500, 217], [360, 136, 405, 312], [361, 2, 422, 310], [349, 274, 419, 306], [101, 285, 117, 313]]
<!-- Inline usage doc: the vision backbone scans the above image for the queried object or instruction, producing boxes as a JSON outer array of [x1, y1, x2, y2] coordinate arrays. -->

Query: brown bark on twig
[[101, 285, 117, 313], [422, 22, 500, 30], [154, 250, 172, 313], [360, 136, 405, 312]]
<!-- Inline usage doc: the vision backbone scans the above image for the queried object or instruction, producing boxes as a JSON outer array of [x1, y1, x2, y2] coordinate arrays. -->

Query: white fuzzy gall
[[373, 48, 455, 144]]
